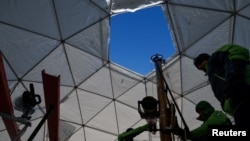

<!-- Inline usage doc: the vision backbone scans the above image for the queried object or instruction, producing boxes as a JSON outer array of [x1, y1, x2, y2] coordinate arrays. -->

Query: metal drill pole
[[152, 54, 172, 141]]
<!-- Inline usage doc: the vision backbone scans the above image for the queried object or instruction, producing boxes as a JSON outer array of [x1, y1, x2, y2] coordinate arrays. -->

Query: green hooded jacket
[[191, 101, 231, 138], [208, 44, 250, 84]]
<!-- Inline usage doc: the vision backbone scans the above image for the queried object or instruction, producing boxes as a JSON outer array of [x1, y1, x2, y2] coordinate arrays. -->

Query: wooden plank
[[0, 52, 21, 141], [42, 70, 60, 141]]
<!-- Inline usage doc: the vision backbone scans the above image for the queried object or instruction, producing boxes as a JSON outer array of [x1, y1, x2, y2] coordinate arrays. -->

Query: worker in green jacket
[[175, 101, 231, 141], [191, 101, 231, 140], [193, 44, 250, 126], [118, 124, 149, 141]]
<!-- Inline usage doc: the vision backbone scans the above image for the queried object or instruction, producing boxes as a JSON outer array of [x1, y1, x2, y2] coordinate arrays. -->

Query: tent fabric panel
[[53, 0, 108, 39], [184, 19, 233, 58], [110, 64, 144, 98], [63, 126, 85, 141], [172, 0, 234, 11], [78, 66, 113, 98], [180, 56, 208, 94], [162, 57, 181, 94], [58, 85, 75, 102], [0, 130, 10, 141], [86, 102, 118, 134], [60, 90, 82, 124], [145, 81, 158, 98], [0, 0, 60, 39], [236, 0, 250, 11], [23, 45, 74, 86], [59, 121, 82, 141], [66, 19, 109, 60], [0, 24, 60, 78], [77, 89, 113, 124], [238, 4, 250, 18], [115, 102, 143, 134], [91, 0, 111, 13], [84, 127, 117, 141], [1, 0, 250, 141], [176, 98, 201, 130], [110, 62, 145, 79], [234, 15, 250, 47], [2, 59, 17, 81], [65, 44, 104, 86], [185, 85, 222, 114], [117, 82, 147, 108], [167, 4, 232, 49]]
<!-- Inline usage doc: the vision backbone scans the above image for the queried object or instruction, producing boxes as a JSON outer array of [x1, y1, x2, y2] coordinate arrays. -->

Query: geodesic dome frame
[[0, 0, 250, 141]]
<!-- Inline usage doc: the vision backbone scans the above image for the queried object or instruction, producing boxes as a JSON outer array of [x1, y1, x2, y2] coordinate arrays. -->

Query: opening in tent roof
[[110, 6, 175, 75]]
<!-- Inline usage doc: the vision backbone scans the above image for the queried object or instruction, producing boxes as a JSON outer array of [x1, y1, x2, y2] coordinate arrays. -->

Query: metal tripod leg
[[0, 111, 32, 141]]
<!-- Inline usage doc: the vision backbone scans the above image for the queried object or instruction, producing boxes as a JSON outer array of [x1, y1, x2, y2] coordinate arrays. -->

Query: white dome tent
[[0, 0, 249, 141]]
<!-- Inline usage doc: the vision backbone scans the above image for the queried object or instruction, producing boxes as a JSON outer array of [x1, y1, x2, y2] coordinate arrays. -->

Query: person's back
[[193, 44, 250, 126]]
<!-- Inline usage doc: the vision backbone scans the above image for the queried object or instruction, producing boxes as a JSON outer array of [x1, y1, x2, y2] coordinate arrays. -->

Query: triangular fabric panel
[[1, 0, 250, 141]]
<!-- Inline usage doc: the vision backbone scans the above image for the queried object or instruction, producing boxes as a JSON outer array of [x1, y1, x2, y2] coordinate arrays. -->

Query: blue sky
[[109, 6, 175, 75]]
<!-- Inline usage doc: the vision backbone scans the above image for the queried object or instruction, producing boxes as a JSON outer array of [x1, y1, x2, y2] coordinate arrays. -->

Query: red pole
[[0, 52, 21, 141], [42, 70, 60, 141]]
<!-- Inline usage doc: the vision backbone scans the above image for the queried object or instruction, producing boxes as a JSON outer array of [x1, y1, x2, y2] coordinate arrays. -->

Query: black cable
[[27, 105, 54, 141], [152, 55, 190, 133]]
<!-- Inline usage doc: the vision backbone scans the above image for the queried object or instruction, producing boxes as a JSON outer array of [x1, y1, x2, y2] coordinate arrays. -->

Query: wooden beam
[[153, 55, 172, 141]]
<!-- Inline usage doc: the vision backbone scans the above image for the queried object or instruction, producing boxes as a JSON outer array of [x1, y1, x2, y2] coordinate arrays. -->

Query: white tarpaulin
[[0, 0, 250, 140]]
